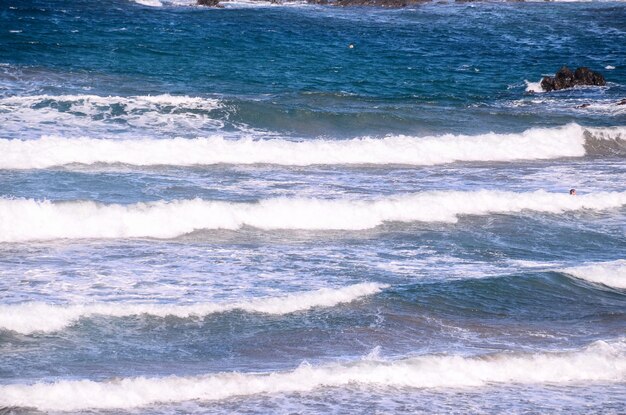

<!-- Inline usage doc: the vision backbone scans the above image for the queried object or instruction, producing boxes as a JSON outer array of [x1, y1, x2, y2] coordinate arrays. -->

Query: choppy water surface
[[0, 0, 625, 413]]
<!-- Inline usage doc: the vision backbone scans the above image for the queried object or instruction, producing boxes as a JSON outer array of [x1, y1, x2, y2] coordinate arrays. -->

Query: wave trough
[[1, 124, 624, 169], [0, 283, 386, 334], [1, 339, 623, 411], [1, 190, 625, 242]]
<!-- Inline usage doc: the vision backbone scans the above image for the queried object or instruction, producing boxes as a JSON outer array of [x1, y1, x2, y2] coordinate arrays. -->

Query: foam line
[[2, 124, 624, 169], [1, 339, 624, 411], [1, 190, 625, 242], [0, 93, 221, 112], [0, 283, 386, 334], [0, 93, 223, 138], [561, 260, 626, 289]]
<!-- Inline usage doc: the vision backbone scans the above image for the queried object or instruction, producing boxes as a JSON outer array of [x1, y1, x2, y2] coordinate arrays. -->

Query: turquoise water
[[0, 1, 625, 413]]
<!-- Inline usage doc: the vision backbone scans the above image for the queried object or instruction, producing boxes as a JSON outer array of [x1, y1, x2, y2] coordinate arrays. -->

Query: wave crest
[[1, 339, 624, 411], [583, 128, 626, 156], [3, 124, 625, 169], [0, 283, 386, 334], [2, 190, 625, 242], [561, 260, 626, 289]]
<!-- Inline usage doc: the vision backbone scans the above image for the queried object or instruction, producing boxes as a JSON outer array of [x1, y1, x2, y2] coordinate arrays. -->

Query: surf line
[[1, 190, 625, 242]]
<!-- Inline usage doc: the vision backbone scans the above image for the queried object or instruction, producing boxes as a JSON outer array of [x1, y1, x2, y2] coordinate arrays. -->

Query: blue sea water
[[0, 0, 625, 413]]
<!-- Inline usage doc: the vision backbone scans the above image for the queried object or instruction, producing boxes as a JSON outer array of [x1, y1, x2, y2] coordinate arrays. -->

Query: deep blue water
[[2, 0, 626, 137], [0, 0, 625, 413]]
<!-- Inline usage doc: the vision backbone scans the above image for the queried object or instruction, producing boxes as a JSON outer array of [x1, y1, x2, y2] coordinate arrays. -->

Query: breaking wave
[[130, 0, 309, 7], [0, 93, 221, 112], [1, 339, 624, 411], [1, 190, 625, 242], [133, 0, 163, 6], [583, 127, 626, 156], [0, 283, 386, 334], [1, 124, 625, 169], [561, 260, 626, 289], [0, 94, 223, 139], [524, 79, 544, 93]]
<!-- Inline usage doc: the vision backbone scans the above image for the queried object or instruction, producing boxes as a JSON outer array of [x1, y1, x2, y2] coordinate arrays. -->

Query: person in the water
[[569, 189, 576, 195]]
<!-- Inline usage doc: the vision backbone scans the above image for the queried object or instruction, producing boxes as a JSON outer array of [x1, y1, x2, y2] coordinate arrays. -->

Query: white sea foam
[[133, 0, 163, 6], [131, 0, 308, 7], [507, 97, 626, 117], [0, 93, 220, 112], [0, 283, 386, 334], [222, 0, 307, 7], [0, 94, 223, 139], [578, 102, 626, 115], [1, 190, 625, 242], [1, 124, 622, 169], [561, 260, 626, 289], [527, 0, 626, 2], [605, 65, 616, 70], [525, 79, 544, 93], [1, 339, 623, 411]]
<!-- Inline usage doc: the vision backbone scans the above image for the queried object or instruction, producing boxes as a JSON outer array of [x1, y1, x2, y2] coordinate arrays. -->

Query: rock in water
[[574, 67, 606, 87], [540, 66, 606, 92], [540, 66, 574, 91], [318, 0, 428, 6], [197, 0, 220, 6]]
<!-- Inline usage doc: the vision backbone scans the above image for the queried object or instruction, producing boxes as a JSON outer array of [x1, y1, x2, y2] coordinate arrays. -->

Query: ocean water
[[0, 0, 625, 413]]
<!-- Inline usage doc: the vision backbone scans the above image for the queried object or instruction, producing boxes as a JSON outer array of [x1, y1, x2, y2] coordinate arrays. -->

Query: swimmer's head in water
[[569, 189, 576, 195]]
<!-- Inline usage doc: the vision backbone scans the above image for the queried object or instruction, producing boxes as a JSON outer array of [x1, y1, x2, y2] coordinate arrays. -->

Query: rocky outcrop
[[617, 99, 626, 106], [197, 0, 221, 6], [540, 66, 606, 92], [197, 0, 430, 7], [333, 0, 428, 6]]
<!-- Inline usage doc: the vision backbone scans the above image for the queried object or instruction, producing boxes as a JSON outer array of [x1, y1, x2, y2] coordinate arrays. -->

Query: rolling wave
[[1, 339, 623, 411], [0, 283, 385, 334], [1, 190, 625, 242], [1, 124, 624, 169], [561, 260, 626, 289]]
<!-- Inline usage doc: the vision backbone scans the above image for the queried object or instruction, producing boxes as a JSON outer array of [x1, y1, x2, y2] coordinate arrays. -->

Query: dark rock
[[540, 66, 574, 92], [577, 103, 591, 109], [310, 0, 428, 7], [197, 0, 220, 6], [540, 66, 606, 92], [617, 99, 626, 106], [574, 67, 605, 87]]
